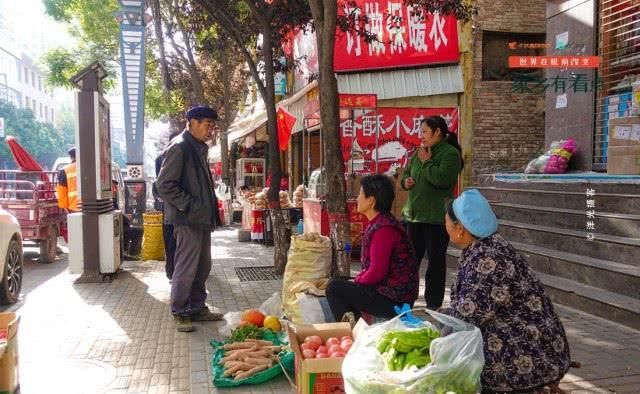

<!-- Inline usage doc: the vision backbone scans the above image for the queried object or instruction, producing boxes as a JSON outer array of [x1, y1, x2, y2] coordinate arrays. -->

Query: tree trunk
[[150, 0, 172, 95], [220, 36, 232, 187], [310, 0, 351, 277], [261, 22, 290, 275]]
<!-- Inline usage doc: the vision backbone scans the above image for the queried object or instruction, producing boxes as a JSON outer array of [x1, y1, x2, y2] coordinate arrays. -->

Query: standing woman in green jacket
[[401, 115, 463, 310]]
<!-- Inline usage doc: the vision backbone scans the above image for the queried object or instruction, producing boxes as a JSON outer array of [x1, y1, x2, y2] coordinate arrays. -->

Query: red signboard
[[341, 107, 458, 175], [334, 0, 459, 72], [339, 94, 377, 108], [509, 56, 600, 68]]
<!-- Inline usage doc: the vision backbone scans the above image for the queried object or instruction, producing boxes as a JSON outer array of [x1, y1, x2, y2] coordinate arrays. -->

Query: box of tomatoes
[[287, 322, 356, 394]]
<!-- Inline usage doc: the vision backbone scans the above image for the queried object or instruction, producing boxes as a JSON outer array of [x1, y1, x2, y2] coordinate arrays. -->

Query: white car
[[0, 208, 22, 304]]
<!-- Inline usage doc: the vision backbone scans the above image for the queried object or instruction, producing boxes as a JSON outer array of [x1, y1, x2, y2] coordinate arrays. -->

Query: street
[[3, 227, 640, 394]]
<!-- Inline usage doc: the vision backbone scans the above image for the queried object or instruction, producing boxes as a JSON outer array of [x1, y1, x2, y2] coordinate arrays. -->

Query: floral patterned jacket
[[449, 233, 571, 392]]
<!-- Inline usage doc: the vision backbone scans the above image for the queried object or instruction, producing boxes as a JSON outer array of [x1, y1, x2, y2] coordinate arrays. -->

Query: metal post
[[115, 0, 151, 227], [375, 108, 379, 174]]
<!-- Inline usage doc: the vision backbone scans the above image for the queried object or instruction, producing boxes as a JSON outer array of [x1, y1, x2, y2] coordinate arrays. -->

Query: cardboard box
[[608, 117, 640, 174], [287, 322, 352, 394], [0, 313, 19, 394], [608, 117, 640, 147], [607, 146, 640, 175]]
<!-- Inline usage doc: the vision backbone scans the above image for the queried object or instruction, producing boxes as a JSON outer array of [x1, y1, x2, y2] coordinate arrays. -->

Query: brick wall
[[471, 0, 547, 182]]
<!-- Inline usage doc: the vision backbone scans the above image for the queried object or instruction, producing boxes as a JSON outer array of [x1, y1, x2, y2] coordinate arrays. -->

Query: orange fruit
[[241, 309, 266, 327], [263, 315, 281, 331]]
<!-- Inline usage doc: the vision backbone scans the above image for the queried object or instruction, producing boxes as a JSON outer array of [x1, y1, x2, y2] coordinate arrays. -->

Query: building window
[[482, 31, 546, 81], [24, 96, 29, 108], [51, 108, 54, 123], [31, 72, 35, 87], [39, 103, 43, 118], [24, 67, 28, 84], [45, 105, 49, 121], [38, 77, 42, 91]]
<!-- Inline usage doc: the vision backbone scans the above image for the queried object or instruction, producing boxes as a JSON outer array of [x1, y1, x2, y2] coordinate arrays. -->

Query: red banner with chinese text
[[334, 0, 460, 72], [341, 107, 458, 175], [339, 94, 378, 108]]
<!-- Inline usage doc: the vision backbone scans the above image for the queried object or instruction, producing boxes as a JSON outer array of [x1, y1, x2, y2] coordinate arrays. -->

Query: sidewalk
[[11, 227, 640, 393]]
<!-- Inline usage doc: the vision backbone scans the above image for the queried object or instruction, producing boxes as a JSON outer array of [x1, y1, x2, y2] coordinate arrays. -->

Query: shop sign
[[512, 73, 601, 94], [509, 56, 600, 68], [293, 28, 319, 92], [334, 0, 459, 72], [341, 107, 458, 175], [244, 161, 264, 174], [339, 94, 377, 108]]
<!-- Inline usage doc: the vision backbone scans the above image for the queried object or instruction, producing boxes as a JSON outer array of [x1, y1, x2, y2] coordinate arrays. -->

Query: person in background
[[112, 180, 143, 259], [443, 189, 570, 393], [56, 147, 79, 213], [401, 116, 463, 310], [154, 130, 181, 280], [156, 105, 223, 333], [326, 175, 419, 325]]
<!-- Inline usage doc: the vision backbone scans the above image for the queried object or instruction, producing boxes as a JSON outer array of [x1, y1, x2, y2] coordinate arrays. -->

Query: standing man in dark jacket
[[156, 106, 223, 332], [154, 130, 181, 280]]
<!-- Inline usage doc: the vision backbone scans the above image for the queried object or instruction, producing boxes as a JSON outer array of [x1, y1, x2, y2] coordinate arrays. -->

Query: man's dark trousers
[[163, 220, 176, 279], [171, 225, 211, 317]]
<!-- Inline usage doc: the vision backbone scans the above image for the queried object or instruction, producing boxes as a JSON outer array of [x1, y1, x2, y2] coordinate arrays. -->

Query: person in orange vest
[[56, 147, 79, 212]]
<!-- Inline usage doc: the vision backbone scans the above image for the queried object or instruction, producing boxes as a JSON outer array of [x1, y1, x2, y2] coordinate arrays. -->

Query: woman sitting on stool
[[326, 175, 419, 325]]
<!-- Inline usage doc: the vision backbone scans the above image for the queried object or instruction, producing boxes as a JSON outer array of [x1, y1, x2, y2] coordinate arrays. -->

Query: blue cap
[[452, 189, 498, 239], [186, 106, 218, 121]]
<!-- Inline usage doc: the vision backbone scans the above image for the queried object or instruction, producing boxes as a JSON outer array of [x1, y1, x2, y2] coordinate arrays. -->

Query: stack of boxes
[[607, 116, 640, 175]]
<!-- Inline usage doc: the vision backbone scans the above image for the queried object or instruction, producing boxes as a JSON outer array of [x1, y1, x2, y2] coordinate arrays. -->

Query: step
[[499, 220, 640, 266], [445, 249, 640, 330], [477, 174, 640, 194], [476, 186, 640, 214], [492, 203, 640, 238], [510, 241, 640, 299]]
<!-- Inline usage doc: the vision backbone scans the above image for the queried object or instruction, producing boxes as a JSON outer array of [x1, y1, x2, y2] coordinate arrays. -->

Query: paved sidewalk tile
[[9, 227, 640, 393]]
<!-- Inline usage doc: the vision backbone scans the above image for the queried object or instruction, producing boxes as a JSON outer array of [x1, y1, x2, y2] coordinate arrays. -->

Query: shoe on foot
[[174, 316, 195, 332], [191, 308, 224, 322]]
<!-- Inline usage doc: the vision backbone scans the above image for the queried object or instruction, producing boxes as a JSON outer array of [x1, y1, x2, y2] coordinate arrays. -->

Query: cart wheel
[[39, 226, 58, 264]]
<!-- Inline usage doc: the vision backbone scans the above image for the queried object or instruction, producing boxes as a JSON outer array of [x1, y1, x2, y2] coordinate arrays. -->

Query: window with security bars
[[595, 0, 640, 170]]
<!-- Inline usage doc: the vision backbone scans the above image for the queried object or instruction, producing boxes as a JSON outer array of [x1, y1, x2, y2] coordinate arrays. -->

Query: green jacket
[[401, 140, 461, 225]]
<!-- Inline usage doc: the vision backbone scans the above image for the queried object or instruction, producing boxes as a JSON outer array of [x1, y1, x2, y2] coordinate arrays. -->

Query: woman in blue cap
[[443, 189, 571, 393]]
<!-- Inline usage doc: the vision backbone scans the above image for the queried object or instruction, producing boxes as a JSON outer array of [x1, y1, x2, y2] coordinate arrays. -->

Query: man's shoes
[[174, 316, 195, 332], [191, 308, 224, 322]]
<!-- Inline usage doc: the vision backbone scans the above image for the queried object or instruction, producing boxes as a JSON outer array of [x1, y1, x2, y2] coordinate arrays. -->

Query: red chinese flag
[[277, 107, 296, 151]]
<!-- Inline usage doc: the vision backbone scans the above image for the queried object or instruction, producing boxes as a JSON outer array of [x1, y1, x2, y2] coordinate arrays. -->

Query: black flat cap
[[186, 106, 219, 121]]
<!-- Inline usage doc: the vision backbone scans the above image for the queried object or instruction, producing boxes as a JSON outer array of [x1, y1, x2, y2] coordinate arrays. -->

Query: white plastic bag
[[259, 292, 284, 318], [219, 311, 243, 337], [342, 309, 484, 394], [296, 294, 335, 324]]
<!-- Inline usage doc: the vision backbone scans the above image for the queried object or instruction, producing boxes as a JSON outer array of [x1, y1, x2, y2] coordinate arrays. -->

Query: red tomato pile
[[300, 335, 353, 359]]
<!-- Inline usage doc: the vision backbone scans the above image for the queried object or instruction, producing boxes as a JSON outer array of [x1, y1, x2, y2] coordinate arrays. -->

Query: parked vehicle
[[0, 208, 23, 304], [0, 170, 66, 263]]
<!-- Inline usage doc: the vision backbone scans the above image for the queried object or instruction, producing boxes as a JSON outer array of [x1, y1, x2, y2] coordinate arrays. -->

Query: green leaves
[[0, 102, 68, 170]]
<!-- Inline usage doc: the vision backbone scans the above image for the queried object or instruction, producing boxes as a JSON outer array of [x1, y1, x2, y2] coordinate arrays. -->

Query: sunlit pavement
[[6, 228, 640, 393]]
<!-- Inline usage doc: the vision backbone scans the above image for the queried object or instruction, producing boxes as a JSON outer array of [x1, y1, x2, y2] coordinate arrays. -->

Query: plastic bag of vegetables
[[342, 309, 484, 394]]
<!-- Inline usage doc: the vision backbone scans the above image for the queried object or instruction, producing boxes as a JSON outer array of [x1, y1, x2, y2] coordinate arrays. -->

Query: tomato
[[328, 344, 342, 354], [329, 351, 346, 358], [341, 336, 353, 342], [316, 352, 330, 358], [317, 345, 328, 354], [302, 349, 316, 359], [300, 342, 315, 352], [305, 336, 323, 346], [340, 341, 352, 352], [325, 337, 340, 347]]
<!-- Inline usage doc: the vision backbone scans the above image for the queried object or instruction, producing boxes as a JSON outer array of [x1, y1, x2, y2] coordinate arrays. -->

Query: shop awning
[[227, 80, 318, 143], [337, 65, 464, 99]]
